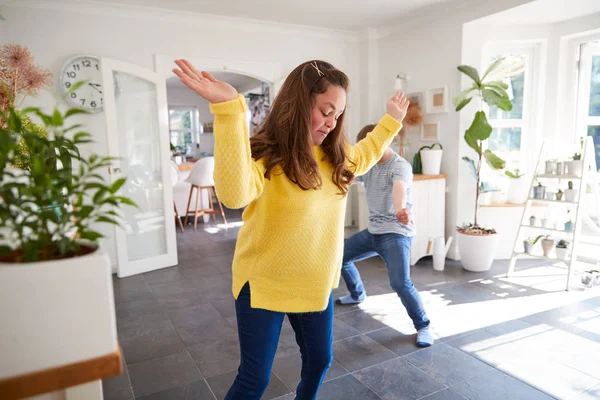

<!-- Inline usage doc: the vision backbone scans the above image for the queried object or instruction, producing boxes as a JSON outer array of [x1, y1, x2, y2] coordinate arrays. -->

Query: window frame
[[481, 41, 542, 185], [168, 106, 201, 151]]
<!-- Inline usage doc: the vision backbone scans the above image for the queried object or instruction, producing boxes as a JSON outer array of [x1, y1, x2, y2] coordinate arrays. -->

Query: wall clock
[[60, 55, 103, 113]]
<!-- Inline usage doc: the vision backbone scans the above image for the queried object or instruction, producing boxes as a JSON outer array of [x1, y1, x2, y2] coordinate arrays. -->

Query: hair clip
[[312, 61, 324, 77]]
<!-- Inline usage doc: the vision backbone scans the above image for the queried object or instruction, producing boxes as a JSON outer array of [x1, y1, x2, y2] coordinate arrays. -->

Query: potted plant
[[454, 59, 512, 272], [533, 181, 546, 199], [505, 168, 529, 204], [565, 209, 574, 231], [529, 215, 537, 226], [524, 235, 544, 255], [556, 189, 564, 201], [541, 235, 555, 258], [556, 240, 569, 260], [0, 97, 135, 380], [566, 140, 584, 177], [565, 180, 578, 202], [419, 143, 443, 175]]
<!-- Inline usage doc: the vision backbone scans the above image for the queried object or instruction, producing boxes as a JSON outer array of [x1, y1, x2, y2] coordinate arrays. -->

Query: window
[[481, 44, 540, 188], [168, 107, 200, 153], [576, 42, 600, 171]]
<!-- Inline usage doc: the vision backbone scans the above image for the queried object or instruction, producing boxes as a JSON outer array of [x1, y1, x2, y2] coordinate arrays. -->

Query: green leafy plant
[[454, 58, 512, 230], [505, 168, 524, 179], [0, 85, 137, 263], [556, 240, 569, 249], [568, 181, 574, 190]]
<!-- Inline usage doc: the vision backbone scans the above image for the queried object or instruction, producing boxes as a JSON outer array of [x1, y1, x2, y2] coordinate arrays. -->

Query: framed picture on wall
[[421, 122, 440, 141], [426, 86, 449, 114]]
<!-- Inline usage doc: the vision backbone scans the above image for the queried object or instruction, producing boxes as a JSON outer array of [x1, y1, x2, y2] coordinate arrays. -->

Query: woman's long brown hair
[[250, 60, 354, 195]]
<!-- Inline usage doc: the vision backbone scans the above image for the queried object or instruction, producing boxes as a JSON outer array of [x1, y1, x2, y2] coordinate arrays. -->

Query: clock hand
[[88, 83, 103, 94]]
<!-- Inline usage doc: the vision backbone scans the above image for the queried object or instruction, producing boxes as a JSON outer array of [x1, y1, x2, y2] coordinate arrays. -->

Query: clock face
[[60, 56, 103, 113]]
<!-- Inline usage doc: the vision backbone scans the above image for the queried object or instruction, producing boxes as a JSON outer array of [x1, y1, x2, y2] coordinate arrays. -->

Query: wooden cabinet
[[357, 174, 447, 265]]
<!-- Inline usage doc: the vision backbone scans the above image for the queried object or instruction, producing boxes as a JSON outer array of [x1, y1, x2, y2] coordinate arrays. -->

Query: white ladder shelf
[[506, 137, 600, 290]]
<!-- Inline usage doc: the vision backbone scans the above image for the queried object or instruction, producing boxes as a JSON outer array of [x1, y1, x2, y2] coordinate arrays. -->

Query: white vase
[[420, 149, 443, 175], [556, 247, 569, 260], [507, 177, 530, 204], [457, 230, 499, 272], [565, 189, 578, 202], [0, 246, 118, 379], [566, 160, 583, 177]]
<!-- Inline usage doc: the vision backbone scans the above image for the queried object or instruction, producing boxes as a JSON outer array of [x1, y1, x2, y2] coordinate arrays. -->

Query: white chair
[[170, 161, 185, 233], [184, 157, 227, 230]]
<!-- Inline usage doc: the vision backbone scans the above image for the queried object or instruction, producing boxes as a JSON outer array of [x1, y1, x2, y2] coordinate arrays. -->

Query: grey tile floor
[[103, 209, 600, 399]]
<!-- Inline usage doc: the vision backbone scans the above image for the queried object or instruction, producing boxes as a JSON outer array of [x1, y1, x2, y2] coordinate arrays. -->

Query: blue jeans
[[225, 283, 333, 400], [341, 229, 430, 330]]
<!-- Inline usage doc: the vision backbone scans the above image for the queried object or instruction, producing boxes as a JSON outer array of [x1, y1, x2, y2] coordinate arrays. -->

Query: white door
[[101, 58, 177, 278]]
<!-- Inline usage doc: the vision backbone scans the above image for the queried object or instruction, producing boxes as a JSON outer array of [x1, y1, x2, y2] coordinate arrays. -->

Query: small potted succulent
[[533, 181, 546, 200], [524, 235, 544, 255], [555, 240, 569, 260], [565, 180, 578, 202], [529, 215, 537, 226], [565, 210, 574, 231], [541, 235, 555, 258], [556, 189, 564, 201], [566, 142, 583, 177]]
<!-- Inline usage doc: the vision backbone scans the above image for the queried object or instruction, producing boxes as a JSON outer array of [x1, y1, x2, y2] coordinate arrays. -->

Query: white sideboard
[[357, 174, 447, 266]]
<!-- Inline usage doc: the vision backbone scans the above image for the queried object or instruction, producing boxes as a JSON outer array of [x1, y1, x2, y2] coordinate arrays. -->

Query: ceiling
[[474, 0, 600, 25], [70, 0, 457, 31], [167, 71, 263, 93]]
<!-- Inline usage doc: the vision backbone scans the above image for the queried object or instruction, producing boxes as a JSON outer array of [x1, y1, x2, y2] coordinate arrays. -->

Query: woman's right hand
[[386, 91, 410, 123], [172, 59, 238, 103]]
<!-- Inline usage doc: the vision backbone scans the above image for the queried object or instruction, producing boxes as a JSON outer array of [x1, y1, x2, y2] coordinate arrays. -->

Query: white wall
[[166, 87, 213, 123], [2, 1, 361, 267], [376, 0, 536, 259]]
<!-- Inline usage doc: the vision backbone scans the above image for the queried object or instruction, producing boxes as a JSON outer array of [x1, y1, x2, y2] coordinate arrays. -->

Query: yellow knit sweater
[[210, 94, 401, 312]]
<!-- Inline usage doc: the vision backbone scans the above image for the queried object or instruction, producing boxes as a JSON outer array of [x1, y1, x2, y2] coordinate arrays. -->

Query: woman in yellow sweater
[[173, 59, 408, 400]]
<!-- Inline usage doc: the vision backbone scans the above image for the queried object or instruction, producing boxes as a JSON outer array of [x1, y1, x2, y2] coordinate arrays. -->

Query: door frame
[[102, 57, 178, 277]]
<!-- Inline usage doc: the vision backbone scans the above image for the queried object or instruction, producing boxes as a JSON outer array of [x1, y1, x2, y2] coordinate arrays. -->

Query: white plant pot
[[420, 149, 443, 175], [457, 230, 499, 272], [507, 178, 530, 204], [0, 246, 118, 379], [565, 189, 578, 202], [491, 191, 507, 204], [556, 247, 569, 260], [566, 160, 583, 177]]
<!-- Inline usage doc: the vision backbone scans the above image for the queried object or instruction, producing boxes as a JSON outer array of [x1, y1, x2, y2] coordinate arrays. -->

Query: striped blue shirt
[[357, 152, 414, 237]]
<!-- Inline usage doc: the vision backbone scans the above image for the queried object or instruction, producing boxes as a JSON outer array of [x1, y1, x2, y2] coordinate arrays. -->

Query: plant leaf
[[65, 108, 89, 119], [8, 108, 22, 132], [462, 156, 478, 180], [484, 150, 506, 170], [455, 96, 473, 112], [483, 80, 509, 91], [481, 58, 505, 82], [505, 169, 524, 179], [79, 230, 104, 241], [51, 109, 64, 127], [109, 177, 126, 194], [466, 111, 493, 141], [464, 131, 481, 155], [457, 65, 481, 85]]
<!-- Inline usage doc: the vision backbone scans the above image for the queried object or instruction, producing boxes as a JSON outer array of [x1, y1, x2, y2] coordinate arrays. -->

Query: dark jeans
[[341, 229, 430, 330], [225, 283, 333, 400]]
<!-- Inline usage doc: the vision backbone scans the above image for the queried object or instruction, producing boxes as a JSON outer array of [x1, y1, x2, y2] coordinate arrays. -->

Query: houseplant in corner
[[454, 58, 512, 272], [0, 95, 135, 385]]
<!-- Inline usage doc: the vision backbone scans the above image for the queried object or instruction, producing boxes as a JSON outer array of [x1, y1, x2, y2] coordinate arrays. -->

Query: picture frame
[[421, 122, 440, 141], [402, 91, 424, 135], [426, 86, 449, 114]]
